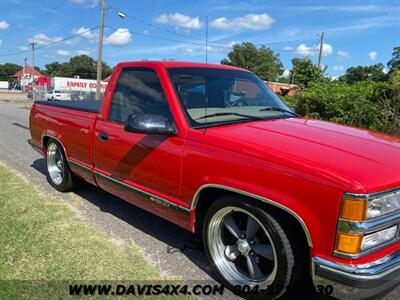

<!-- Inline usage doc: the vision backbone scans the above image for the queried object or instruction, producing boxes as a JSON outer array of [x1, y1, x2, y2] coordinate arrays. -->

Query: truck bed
[[34, 100, 100, 113]]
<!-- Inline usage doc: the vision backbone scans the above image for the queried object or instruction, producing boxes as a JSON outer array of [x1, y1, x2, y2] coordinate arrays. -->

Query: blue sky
[[0, 0, 399, 78]]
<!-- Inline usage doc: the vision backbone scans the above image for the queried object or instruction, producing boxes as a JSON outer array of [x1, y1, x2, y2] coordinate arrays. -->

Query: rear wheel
[[46, 140, 80, 192], [203, 196, 304, 299]]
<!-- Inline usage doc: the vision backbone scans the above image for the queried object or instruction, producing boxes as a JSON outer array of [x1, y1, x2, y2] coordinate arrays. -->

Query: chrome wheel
[[47, 143, 64, 185], [207, 207, 277, 287]]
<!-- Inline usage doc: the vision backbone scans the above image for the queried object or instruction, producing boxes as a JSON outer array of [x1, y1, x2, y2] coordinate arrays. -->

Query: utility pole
[[29, 42, 37, 70], [23, 58, 27, 92], [317, 32, 325, 69], [96, 0, 106, 101]]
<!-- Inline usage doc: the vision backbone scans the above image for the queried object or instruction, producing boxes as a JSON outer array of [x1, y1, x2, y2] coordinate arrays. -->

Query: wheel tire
[[46, 140, 80, 192], [203, 195, 304, 299]]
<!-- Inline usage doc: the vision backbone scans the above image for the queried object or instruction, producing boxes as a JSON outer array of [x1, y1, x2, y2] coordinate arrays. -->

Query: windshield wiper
[[195, 112, 264, 121], [259, 106, 300, 117]]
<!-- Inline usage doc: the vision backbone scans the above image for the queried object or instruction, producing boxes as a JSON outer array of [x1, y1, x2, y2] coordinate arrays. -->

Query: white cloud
[[294, 4, 389, 13], [295, 43, 318, 56], [75, 50, 90, 55], [0, 20, 10, 30], [72, 27, 96, 39], [155, 13, 201, 30], [28, 33, 63, 46], [205, 41, 236, 53], [19, 46, 29, 51], [333, 65, 345, 72], [319, 43, 333, 56], [210, 13, 274, 31], [57, 49, 72, 56], [69, 0, 97, 7], [57, 49, 91, 57], [69, 0, 85, 4], [296, 42, 333, 57], [368, 51, 377, 61], [65, 37, 80, 46], [281, 69, 290, 78], [283, 46, 294, 51], [180, 47, 195, 54], [104, 28, 132, 46], [337, 50, 350, 60]]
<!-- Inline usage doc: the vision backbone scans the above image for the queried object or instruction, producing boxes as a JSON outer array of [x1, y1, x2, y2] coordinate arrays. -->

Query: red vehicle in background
[[29, 61, 400, 299]]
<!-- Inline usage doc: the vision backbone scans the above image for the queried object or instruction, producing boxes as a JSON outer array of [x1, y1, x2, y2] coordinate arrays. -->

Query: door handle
[[99, 132, 109, 141]]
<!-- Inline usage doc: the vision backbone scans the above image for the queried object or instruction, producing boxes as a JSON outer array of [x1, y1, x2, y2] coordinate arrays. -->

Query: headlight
[[361, 225, 398, 250], [367, 191, 400, 219], [340, 190, 400, 221]]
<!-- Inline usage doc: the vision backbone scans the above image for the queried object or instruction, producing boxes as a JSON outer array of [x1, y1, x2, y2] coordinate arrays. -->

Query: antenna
[[205, 16, 208, 66], [204, 16, 209, 132]]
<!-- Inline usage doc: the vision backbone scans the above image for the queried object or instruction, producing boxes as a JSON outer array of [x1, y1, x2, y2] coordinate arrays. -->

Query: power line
[[109, 7, 205, 42], [1, 0, 66, 40], [105, 25, 205, 46], [110, 7, 321, 48], [0, 26, 100, 57], [104, 25, 323, 54], [0, 24, 321, 60]]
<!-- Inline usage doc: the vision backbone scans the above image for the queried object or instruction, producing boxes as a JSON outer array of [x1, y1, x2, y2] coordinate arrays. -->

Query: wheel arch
[[42, 134, 68, 158], [192, 184, 313, 248]]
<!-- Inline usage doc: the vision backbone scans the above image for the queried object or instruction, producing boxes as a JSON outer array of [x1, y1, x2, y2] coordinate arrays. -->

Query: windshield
[[168, 67, 294, 128]]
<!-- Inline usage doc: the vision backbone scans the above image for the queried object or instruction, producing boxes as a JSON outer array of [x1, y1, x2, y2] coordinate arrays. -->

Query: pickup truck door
[[92, 67, 189, 222]]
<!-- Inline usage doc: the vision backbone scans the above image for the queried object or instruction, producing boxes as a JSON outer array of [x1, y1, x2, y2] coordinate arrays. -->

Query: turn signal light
[[340, 197, 367, 221], [335, 232, 363, 254]]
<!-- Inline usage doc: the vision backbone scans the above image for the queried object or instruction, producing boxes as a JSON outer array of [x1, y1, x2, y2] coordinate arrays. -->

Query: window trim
[[107, 66, 176, 127]]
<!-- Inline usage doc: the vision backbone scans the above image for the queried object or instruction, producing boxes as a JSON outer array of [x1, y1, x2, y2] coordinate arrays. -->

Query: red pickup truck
[[29, 61, 400, 299]]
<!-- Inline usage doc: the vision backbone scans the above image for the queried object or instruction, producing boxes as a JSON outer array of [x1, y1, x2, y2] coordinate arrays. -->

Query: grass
[[0, 164, 171, 299]]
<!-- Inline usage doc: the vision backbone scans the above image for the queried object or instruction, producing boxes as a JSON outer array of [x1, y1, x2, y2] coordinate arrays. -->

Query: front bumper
[[312, 252, 400, 299]]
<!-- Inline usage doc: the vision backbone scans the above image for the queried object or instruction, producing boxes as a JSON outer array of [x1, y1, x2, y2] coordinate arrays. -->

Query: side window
[[108, 67, 172, 123]]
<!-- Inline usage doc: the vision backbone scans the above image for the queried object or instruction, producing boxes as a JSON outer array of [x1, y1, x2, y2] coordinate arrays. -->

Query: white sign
[[0, 81, 8, 89], [52, 77, 108, 92]]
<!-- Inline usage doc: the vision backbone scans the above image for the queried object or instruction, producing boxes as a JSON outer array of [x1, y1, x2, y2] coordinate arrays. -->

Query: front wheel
[[46, 140, 80, 192], [203, 196, 303, 299]]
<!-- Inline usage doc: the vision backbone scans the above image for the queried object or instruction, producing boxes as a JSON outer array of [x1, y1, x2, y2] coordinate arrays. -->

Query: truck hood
[[204, 118, 400, 193]]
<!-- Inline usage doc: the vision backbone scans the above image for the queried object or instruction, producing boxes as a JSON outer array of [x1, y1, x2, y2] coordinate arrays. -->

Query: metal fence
[[32, 85, 47, 101], [32, 85, 101, 101]]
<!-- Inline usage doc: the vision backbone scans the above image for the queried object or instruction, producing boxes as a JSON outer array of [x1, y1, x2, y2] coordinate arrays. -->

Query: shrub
[[284, 77, 400, 136]]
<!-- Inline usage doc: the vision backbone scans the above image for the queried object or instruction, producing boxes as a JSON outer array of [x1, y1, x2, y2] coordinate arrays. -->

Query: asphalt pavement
[[0, 100, 398, 300]]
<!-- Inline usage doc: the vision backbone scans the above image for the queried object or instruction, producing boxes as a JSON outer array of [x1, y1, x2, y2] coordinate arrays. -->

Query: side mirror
[[124, 114, 176, 135]]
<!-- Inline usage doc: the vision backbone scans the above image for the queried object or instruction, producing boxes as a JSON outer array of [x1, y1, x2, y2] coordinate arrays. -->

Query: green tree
[[390, 69, 400, 96], [43, 62, 63, 76], [338, 64, 387, 84], [221, 42, 283, 81], [51, 55, 112, 79], [387, 46, 400, 75], [289, 58, 325, 88], [0, 63, 23, 81]]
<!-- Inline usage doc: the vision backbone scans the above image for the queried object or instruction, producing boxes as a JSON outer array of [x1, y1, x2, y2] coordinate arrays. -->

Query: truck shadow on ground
[[31, 158, 332, 300]]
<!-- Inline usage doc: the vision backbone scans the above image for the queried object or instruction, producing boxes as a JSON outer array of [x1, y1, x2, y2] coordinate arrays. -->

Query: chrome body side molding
[[192, 184, 313, 247]]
